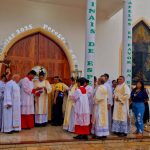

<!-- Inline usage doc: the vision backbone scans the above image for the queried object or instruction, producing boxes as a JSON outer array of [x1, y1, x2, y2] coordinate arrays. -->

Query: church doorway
[[1, 32, 71, 84]]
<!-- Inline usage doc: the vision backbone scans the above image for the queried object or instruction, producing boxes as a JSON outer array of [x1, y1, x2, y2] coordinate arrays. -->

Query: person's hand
[[6, 104, 12, 109], [36, 87, 42, 90], [144, 99, 148, 103], [43, 87, 47, 92], [115, 97, 119, 101], [54, 99, 56, 104]]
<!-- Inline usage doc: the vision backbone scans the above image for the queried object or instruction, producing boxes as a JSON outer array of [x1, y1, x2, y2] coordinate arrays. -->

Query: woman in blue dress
[[131, 81, 149, 138]]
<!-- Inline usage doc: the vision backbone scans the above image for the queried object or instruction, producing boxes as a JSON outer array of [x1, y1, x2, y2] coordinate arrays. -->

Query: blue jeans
[[132, 103, 145, 133]]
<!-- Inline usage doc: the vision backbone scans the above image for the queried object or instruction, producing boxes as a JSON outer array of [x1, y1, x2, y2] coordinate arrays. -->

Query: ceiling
[[29, 0, 123, 19]]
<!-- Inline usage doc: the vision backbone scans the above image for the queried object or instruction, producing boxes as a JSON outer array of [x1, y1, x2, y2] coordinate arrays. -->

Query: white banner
[[85, 0, 97, 85], [122, 0, 133, 88]]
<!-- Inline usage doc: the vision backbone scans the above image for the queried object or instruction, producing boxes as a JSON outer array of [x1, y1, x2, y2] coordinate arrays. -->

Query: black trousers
[[52, 96, 64, 125], [143, 102, 149, 124]]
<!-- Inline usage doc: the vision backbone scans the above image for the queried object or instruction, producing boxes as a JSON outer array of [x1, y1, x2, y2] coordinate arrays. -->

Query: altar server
[[72, 77, 90, 140], [20, 70, 36, 129]]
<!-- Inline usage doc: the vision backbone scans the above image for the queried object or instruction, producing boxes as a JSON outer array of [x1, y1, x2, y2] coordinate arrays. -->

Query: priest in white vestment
[[1, 74, 21, 133], [112, 76, 130, 137], [101, 74, 113, 131], [0, 74, 6, 130], [85, 79, 94, 132], [91, 77, 109, 139], [85, 79, 94, 116], [34, 70, 52, 126], [63, 77, 77, 132]]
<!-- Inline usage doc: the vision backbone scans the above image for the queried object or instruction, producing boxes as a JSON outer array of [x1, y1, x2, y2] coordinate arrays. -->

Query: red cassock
[[74, 86, 90, 135], [21, 115, 34, 129], [21, 77, 36, 129]]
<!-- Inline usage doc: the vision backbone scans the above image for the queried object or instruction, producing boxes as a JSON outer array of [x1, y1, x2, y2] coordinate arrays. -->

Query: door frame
[[0, 27, 75, 73]]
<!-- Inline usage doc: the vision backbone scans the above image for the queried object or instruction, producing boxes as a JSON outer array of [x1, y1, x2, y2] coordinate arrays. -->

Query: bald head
[[12, 74, 20, 83]]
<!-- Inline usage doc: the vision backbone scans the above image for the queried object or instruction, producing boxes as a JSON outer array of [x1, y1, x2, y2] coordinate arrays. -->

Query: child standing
[[72, 78, 90, 140]]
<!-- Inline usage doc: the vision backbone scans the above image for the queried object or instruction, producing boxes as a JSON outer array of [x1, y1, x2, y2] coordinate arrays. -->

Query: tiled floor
[[0, 124, 150, 144], [1, 141, 150, 150], [0, 125, 149, 150]]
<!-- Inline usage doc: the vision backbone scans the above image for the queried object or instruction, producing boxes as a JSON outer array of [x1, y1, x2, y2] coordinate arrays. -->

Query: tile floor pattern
[[0, 141, 150, 150], [0, 124, 150, 144], [0, 125, 149, 150]]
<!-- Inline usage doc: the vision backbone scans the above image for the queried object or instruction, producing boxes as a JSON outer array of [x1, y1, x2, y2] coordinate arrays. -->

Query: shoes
[[51, 122, 58, 126], [12, 131, 20, 133], [118, 133, 127, 137], [136, 133, 143, 139], [96, 136, 107, 140], [51, 122, 62, 126], [92, 135, 107, 140], [82, 135, 88, 140], [5, 131, 13, 134], [113, 132, 120, 136], [73, 135, 83, 139], [73, 135, 88, 140], [133, 131, 138, 134], [92, 135, 97, 139]]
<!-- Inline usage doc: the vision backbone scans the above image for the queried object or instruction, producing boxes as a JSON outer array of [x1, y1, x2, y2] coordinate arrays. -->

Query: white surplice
[[91, 85, 109, 136], [72, 88, 90, 126], [85, 85, 94, 115], [1, 80, 21, 133], [34, 80, 52, 124], [20, 77, 34, 115]]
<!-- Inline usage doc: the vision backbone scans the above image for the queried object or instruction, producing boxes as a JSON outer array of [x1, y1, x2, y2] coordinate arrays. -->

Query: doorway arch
[[0, 28, 75, 84]]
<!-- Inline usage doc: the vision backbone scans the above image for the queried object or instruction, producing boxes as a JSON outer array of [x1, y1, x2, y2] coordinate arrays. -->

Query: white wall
[[95, 0, 150, 80], [95, 11, 123, 80], [0, 0, 86, 70], [0, 0, 150, 81]]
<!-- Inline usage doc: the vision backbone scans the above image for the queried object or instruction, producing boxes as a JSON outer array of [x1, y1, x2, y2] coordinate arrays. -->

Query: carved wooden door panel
[[1, 33, 71, 84]]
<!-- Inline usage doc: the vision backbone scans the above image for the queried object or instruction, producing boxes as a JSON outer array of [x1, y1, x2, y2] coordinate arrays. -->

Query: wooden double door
[[3, 33, 71, 84]]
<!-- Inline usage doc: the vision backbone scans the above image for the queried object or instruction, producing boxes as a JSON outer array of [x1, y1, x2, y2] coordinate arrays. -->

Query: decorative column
[[122, 0, 133, 88], [85, 0, 97, 85]]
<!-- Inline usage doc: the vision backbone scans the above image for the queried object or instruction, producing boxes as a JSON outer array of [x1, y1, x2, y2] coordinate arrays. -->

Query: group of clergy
[[0, 70, 131, 139], [63, 74, 131, 140], [0, 70, 53, 133]]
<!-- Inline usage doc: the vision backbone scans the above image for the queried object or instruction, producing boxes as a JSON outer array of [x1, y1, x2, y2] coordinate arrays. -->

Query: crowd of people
[[0, 70, 149, 140]]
